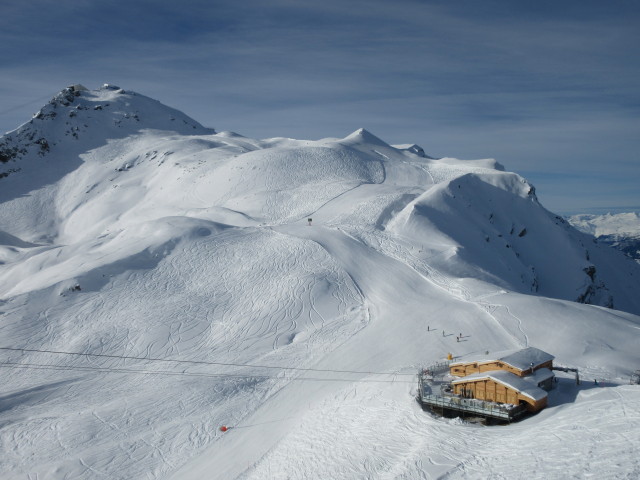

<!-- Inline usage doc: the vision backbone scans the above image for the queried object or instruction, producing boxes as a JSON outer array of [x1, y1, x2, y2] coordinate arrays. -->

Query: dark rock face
[[0, 88, 76, 171], [1, 84, 214, 186], [583, 265, 596, 281], [576, 264, 614, 308], [0, 144, 25, 163]]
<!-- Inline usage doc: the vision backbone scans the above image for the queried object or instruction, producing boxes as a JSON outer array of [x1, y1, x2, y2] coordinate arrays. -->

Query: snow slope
[[1, 86, 639, 479]]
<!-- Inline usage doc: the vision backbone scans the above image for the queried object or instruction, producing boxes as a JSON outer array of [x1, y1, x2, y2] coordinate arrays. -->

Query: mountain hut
[[451, 368, 554, 413], [450, 346, 554, 378]]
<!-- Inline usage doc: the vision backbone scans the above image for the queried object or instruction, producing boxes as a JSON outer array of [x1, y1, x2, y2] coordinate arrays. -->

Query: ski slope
[[1, 85, 639, 479]]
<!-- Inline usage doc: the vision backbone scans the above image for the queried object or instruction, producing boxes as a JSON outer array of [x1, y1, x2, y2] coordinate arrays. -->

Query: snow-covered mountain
[[567, 212, 640, 238], [1, 85, 639, 479], [568, 212, 640, 262]]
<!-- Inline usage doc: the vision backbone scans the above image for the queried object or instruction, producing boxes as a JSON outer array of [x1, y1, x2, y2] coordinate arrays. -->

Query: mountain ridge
[[1, 85, 638, 311], [1, 85, 639, 480]]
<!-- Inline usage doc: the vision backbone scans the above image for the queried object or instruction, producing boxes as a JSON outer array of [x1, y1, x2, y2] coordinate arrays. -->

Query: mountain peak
[[342, 128, 390, 147], [0, 84, 214, 176]]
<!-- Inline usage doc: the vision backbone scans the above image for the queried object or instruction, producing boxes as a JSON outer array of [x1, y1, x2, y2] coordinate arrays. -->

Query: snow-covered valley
[[1, 85, 639, 479]]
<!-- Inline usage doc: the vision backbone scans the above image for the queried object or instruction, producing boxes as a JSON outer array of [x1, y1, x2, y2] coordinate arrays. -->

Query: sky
[[1, 0, 639, 215]]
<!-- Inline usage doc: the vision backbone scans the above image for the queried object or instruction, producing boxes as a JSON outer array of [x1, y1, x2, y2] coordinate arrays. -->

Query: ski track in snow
[[1, 90, 640, 479], [349, 226, 530, 350], [241, 380, 640, 480], [0, 228, 370, 479]]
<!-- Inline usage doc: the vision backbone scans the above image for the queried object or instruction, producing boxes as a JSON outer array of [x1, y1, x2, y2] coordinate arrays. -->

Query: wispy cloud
[[1, 0, 639, 213]]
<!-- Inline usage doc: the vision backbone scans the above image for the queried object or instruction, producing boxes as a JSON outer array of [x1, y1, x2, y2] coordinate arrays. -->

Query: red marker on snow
[[220, 425, 228, 432]]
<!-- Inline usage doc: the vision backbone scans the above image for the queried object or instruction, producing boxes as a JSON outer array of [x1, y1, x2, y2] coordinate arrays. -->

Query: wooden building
[[452, 369, 552, 412], [448, 347, 555, 413], [450, 347, 554, 378]]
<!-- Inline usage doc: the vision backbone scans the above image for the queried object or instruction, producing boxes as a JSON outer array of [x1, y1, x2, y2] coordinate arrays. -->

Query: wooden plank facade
[[452, 377, 547, 412], [450, 358, 554, 378]]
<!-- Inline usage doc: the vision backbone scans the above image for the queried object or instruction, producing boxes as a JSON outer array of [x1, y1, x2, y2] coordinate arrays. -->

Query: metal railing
[[420, 393, 522, 419], [420, 360, 452, 377], [418, 376, 526, 420]]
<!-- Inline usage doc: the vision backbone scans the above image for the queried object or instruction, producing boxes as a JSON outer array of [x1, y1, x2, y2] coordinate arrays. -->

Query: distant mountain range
[[567, 212, 640, 262]]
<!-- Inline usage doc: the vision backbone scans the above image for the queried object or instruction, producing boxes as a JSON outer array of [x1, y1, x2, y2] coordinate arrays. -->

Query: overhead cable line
[[0, 346, 417, 376], [0, 361, 415, 384]]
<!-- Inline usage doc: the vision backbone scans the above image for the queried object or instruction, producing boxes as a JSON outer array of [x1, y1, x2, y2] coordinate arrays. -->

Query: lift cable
[[0, 346, 417, 377], [0, 360, 415, 384]]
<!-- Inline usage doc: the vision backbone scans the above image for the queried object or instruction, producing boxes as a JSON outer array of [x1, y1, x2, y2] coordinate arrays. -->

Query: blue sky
[[1, 0, 638, 214]]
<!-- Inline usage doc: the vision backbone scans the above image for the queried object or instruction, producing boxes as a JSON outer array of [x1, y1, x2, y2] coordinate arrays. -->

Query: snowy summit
[[1, 85, 639, 479]]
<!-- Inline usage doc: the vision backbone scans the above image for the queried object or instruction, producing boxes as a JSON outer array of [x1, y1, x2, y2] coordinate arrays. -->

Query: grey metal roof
[[450, 346, 554, 371]]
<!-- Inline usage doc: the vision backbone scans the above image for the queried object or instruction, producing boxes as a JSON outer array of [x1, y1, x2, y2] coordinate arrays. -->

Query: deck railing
[[418, 376, 526, 420], [420, 360, 452, 377]]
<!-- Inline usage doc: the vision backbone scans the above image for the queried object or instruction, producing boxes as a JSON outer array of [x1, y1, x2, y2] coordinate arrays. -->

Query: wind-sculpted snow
[[1, 85, 639, 480], [241, 379, 640, 480], [0, 225, 368, 479], [194, 145, 385, 224], [388, 170, 640, 313]]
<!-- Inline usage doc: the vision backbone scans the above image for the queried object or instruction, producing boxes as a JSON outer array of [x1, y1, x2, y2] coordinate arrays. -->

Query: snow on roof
[[452, 370, 548, 402], [450, 347, 554, 371], [529, 367, 555, 383]]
